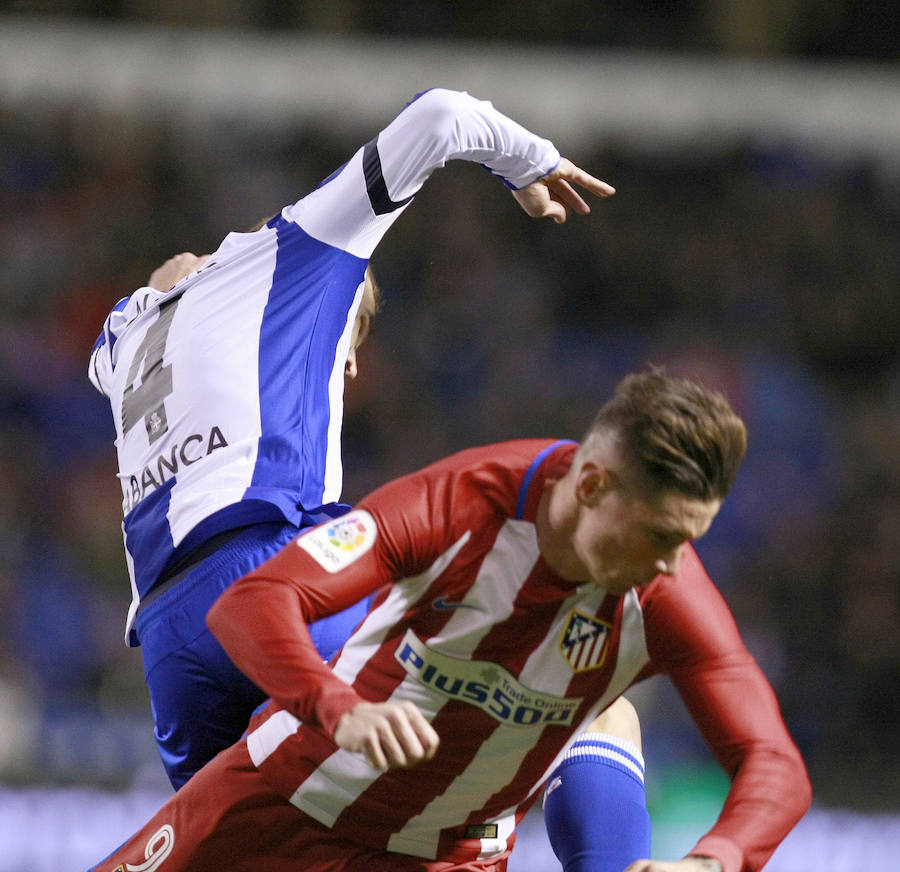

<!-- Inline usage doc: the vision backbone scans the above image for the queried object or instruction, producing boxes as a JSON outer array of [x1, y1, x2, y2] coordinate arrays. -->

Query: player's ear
[[345, 346, 359, 380], [575, 462, 612, 507]]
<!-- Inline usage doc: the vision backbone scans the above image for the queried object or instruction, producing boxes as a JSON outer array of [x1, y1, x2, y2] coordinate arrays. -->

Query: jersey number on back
[[121, 297, 181, 444]]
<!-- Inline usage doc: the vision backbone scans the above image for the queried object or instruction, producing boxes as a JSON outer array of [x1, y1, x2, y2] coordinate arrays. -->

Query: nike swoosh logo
[[432, 596, 480, 611]]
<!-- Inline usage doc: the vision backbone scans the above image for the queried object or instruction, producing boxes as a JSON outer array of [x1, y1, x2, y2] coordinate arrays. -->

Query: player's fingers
[[556, 158, 616, 197], [549, 178, 591, 215], [383, 703, 437, 767], [542, 201, 567, 224], [400, 701, 440, 759], [623, 862, 680, 872], [523, 193, 567, 223], [511, 185, 573, 222], [388, 720, 427, 768], [373, 719, 409, 769], [363, 734, 390, 771]]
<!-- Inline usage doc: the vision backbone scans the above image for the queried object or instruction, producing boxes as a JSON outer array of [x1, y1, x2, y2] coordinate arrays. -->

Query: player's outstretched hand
[[511, 157, 615, 224], [335, 700, 440, 771], [147, 251, 211, 291], [624, 856, 724, 872]]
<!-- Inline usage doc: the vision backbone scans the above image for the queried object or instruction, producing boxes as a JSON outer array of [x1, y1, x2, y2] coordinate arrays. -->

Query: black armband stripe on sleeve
[[363, 138, 414, 216]]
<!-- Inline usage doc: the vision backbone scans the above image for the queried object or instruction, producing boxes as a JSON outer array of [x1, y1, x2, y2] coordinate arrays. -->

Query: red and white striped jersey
[[209, 439, 808, 871]]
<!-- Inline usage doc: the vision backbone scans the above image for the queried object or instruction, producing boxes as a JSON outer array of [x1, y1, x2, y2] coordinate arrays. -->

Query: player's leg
[[90, 731, 505, 872], [87, 739, 268, 872], [136, 520, 368, 788], [135, 536, 280, 789], [543, 696, 651, 872], [145, 595, 370, 790], [88, 736, 376, 872], [144, 625, 268, 788]]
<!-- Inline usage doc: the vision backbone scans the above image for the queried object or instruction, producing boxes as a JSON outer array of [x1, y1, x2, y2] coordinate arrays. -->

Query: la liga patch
[[297, 510, 377, 573]]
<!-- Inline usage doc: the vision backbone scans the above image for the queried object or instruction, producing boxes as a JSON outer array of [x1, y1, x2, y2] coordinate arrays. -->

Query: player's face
[[569, 465, 721, 595]]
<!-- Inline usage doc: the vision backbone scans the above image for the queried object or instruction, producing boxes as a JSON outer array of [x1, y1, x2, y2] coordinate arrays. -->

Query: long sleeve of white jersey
[[285, 87, 561, 258], [90, 88, 560, 394]]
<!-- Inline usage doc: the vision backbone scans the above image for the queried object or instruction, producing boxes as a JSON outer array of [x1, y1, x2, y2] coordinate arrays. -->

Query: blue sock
[[543, 732, 651, 872]]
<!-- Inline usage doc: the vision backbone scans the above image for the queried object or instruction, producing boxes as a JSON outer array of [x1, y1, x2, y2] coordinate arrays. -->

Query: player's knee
[[586, 696, 642, 751]]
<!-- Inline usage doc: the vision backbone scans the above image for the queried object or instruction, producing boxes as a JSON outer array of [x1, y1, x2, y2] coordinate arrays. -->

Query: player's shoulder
[[424, 438, 570, 475], [421, 439, 576, 517], [361, 440, 575, 516]]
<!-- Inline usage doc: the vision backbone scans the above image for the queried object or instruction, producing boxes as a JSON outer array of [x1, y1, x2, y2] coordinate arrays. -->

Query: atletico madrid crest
[[560, 610, 611, 672]]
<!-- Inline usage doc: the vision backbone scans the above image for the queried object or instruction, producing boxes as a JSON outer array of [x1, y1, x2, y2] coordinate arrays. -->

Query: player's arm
[[205, 534, 375, 727], [206, 481, 444, 770], [375, 89, 614, 222], [287, 88, 613, 258], [666, 649, 810, 872], [207, 556, 437, 770], [641, 549, 811, 872]]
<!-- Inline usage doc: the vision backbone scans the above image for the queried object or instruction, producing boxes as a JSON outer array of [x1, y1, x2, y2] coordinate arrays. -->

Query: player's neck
[[536, 480, 585, 583]]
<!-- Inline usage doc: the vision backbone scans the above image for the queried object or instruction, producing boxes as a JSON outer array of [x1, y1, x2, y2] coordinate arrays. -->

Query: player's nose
[[654, 545, 684, 577]]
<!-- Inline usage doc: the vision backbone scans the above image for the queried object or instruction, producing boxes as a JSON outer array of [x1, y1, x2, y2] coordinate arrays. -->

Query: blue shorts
[[135, 520, 369, 790]]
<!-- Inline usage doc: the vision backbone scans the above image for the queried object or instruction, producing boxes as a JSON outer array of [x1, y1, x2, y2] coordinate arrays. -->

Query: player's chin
[[597, 572, 645, 596]]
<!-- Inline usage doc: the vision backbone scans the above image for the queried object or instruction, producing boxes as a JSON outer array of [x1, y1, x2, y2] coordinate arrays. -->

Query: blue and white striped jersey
[[88, 88, 561, 643]]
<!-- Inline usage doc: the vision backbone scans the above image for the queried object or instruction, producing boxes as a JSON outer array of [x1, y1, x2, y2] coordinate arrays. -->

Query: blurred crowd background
[[0, 2, 898, 867], [3, 0, 898, 56]]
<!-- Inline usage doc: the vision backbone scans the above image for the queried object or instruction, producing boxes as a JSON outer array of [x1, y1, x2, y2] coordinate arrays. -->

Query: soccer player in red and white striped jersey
[[90, 370, 810, 872]]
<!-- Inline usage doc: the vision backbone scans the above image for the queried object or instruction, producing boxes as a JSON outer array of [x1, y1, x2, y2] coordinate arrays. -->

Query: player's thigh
[[145, 630, 266, 785], [88, 742, 271, 872]]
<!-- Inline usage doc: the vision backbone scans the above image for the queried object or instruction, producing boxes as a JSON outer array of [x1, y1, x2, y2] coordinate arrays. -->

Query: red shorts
[[90, 739, 510, 872]]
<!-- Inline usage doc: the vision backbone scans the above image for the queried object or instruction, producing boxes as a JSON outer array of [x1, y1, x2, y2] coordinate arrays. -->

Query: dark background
[[3, 0, 900, 58], [0, 0, 897, 843]]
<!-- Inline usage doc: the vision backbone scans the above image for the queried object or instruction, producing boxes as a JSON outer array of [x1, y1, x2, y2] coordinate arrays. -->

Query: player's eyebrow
[[647, 525, 689, 544]]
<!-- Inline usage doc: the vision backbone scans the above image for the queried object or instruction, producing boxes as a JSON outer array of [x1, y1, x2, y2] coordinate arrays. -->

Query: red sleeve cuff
[[306, 682, 367, 737]]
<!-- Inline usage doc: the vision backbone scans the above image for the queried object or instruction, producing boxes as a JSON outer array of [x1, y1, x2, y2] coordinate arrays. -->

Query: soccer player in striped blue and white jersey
[[88, 87, 615, 789]]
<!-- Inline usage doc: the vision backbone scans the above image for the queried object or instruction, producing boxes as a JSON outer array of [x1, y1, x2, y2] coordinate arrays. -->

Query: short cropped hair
[[583, 368, 747, 501]]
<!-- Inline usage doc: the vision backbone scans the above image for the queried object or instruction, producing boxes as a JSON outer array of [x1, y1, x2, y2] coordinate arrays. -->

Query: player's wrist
[[315, 684, 368, 738]]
